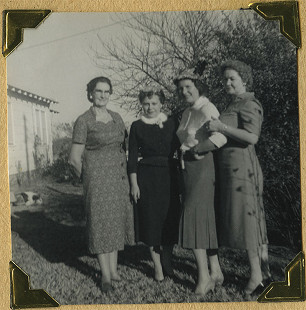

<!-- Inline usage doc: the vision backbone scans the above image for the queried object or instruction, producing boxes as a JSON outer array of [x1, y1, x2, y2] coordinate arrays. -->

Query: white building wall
[[8, 94, 54, 176]]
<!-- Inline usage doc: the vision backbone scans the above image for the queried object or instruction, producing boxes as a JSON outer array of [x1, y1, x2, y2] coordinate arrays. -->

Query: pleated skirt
[[179, 152, 218, 249]]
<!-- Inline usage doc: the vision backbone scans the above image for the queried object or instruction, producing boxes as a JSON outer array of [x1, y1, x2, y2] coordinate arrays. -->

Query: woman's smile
[[177, 79, 200, 104]]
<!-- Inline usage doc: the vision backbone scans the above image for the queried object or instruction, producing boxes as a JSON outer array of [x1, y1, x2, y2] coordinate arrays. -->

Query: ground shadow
[[11, 209, 102, 287]]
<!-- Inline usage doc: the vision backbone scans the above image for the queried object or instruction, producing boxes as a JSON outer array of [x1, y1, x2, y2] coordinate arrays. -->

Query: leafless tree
[[91, 11, 234, 113]]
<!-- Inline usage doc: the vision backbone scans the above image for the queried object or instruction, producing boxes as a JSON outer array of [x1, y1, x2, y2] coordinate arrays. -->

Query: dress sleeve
[[170, 116, 181, 153], [203, 103, 227, 148], [72, 116, 87, 144], [114, 111, 128, 151], [239, 100, 263, 136], [127, 122, 139, 174]]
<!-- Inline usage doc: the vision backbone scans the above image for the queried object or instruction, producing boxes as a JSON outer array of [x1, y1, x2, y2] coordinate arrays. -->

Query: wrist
[[220, 123, 228, 134], [190, 146, 198, 155]]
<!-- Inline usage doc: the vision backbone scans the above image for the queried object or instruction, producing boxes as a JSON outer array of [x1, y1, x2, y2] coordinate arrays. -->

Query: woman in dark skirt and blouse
[[128, 87, 181, 281]]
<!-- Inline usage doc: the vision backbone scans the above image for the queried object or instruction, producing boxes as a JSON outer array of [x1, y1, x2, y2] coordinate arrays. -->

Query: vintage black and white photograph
[[7, 9, 301, 304]]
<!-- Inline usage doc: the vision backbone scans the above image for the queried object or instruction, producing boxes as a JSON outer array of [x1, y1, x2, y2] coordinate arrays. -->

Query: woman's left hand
[[189, 147, 205, 160], [204, 116, 223, 133], [194, 153, 205, 160]]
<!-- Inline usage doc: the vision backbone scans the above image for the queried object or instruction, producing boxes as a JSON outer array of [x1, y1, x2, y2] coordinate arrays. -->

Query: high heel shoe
[[195, 279, 215, 296], [162, 265, 174, 277], [262, 276, 274, 287], [160, 251, 174, 277], [101, 282, 113, 293], [211, 273, 224, 286], [244, 282, 264, 300]]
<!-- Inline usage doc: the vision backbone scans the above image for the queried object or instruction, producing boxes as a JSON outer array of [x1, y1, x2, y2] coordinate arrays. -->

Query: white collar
[[190, 96, 209, 110], [140, 112, 168, 128]]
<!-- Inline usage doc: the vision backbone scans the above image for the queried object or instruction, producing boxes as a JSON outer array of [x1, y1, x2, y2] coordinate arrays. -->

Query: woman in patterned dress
[[128, 87, 181, 281], [174, 67, 227, 296], [69, 77, 134, 293], [205, 60, 271, 298]]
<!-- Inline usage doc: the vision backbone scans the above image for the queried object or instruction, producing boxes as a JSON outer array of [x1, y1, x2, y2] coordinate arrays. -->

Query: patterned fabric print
[[217, 92, 268, 250], [73, 108, 134, 254]]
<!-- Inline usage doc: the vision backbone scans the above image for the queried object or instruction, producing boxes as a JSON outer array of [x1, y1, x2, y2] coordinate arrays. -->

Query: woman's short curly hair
[[138, 87, 166, 104], [86, 76, 113, 103], [220, 60, 253, 91]]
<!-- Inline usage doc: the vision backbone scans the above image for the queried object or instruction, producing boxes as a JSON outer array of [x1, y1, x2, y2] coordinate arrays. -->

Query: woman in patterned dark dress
[[69, 77, 134, 293], [205, 60, 271, 298], [128, 87, 181, 281]]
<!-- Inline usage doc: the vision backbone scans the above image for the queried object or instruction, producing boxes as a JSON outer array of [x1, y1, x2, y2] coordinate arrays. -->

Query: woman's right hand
[[131, 184, 140, 203]]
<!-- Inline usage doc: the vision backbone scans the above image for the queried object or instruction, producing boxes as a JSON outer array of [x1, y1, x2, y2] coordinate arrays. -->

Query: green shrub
[[44, 137, 75, 182]]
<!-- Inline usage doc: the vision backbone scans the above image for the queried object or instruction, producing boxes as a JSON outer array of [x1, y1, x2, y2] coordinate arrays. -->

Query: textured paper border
[[0, 0, 305, 309]]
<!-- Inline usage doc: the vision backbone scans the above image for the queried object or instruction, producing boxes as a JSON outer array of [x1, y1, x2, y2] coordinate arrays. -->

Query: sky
[[6, 10, 257, 126], [7, 12, 138, 125]]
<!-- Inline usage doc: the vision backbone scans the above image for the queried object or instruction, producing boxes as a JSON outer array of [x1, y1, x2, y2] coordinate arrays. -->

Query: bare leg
[[161, 245, 174, 275], [109, 251, 121, 281], [97, 253, 111, 284], [193, 249, 215, 295], [245, 249, 263, 294], [149, 246, 164, 281], [260, 244, 271, 279], [209, 254, 224, 285]]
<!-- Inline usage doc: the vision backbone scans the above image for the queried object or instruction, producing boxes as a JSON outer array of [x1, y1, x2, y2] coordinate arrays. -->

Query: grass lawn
[[10, 177, 297, 305]]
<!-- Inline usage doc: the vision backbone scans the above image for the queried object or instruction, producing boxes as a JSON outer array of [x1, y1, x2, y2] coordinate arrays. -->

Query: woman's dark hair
[[138, 88, 166, 104], [220, 60, 253, 91], [86, 76, 113, 103], [176, 78, 209, 98], [193, 79, 209, 97]]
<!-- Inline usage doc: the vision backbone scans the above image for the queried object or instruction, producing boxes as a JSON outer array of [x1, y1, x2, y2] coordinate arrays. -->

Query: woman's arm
[[207, 118, 258, 145], [69, 144, 85, 178], [127, 122, 140, 203], [129, 173, 140, 203], [191, 103, 227, 154], [191, 139, 217, 155]]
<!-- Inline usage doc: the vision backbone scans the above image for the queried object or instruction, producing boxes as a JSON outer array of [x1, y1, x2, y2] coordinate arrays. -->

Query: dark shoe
[[160, 252, 174, 277], [162, 265, 174, 277], [244, 282, 264, 300], [262, 276, 274, 287], [101, 282, 113, 293], [195, 279, 215, 296]]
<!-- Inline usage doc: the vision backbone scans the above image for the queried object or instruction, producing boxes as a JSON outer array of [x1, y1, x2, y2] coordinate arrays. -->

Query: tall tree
[[92, 10, 300, 248]]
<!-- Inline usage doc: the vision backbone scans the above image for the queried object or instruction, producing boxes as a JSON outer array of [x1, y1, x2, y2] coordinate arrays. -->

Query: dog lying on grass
[[12, 192, 43, 206]]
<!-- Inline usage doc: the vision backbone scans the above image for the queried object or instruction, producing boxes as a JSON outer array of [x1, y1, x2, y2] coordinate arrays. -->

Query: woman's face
[[177, 79, 200, 105], [91, 82, 111, 107], [141, 95, 162, 118], [223, 69, 246, 96]]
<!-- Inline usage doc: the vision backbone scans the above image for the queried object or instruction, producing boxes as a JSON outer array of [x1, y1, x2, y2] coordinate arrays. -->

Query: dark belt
[[139, 156, 178, 167]]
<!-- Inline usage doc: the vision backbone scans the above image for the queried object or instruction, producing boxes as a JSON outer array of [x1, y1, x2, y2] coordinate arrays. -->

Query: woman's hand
[[69, 144, 85, 178], [204, 116, 224, 133], [131, 184, 140, 204], [194, 153, 205, 160], [189, 147, 205, 160]]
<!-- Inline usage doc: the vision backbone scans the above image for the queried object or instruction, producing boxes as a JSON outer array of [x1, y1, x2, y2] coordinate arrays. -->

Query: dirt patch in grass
[[10, 177, 298, 305]]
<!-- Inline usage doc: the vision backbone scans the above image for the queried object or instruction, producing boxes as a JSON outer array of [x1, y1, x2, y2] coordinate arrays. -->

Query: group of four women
[[69, 60, 271, 298]]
